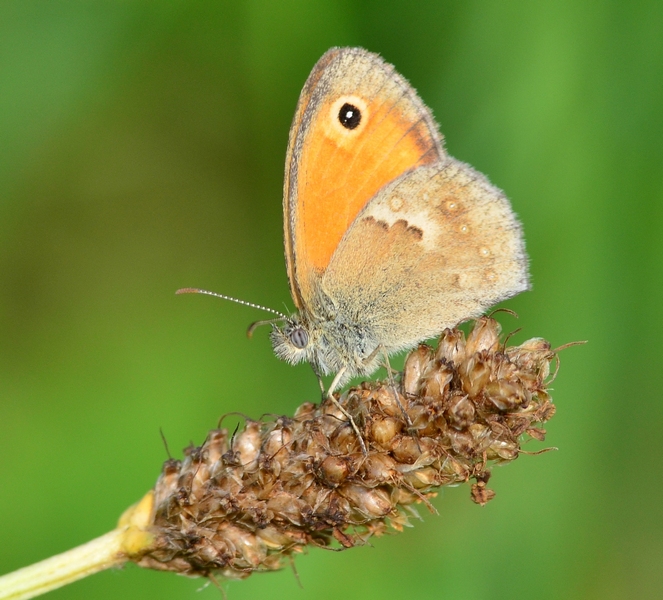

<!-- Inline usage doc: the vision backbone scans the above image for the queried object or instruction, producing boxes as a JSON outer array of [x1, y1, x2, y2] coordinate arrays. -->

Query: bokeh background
[[1, 2, 662, 599]]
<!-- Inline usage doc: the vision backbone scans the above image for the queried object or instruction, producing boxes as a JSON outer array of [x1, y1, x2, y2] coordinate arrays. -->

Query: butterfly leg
[[310, 364, 326, 394], [326, 368, 368, 455]]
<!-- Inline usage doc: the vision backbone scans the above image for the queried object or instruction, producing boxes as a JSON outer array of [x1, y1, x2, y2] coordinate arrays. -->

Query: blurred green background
[[1, 1, 661, 599]]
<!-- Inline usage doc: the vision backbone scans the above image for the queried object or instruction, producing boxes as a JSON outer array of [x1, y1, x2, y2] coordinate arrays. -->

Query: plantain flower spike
[[134, 316, 559, 579]]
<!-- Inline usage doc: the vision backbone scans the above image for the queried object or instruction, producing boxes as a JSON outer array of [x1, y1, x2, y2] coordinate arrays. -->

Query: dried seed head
[[484, 379, 528, 411], [370, 416, 402, 447], [446, 394, 476, 430], [403, 345, 433, 395], [464, 316, 501, 356], [471, 481, 496, 506], [436, 327, 466, 365], [360, 453, 398, 485], [460, 353, 492, 397], [317, 455, 350, 486], [421, 362, 454, 398], [132, 318, 567, 581]]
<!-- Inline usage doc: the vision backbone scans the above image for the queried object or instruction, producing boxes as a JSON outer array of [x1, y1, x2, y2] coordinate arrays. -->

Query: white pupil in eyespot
[[338, 102, 361, 129]]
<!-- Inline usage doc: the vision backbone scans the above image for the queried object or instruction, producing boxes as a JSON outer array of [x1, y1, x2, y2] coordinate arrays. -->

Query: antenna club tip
[[176, 288, 200, 295]]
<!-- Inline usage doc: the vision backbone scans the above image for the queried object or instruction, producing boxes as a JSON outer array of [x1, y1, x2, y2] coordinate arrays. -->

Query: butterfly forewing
[[284, 47, 445, 312]]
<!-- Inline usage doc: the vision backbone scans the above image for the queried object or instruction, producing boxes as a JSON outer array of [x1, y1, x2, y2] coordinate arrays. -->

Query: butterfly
[[180, 47, 529, 397], [270, 47, 528, 391]]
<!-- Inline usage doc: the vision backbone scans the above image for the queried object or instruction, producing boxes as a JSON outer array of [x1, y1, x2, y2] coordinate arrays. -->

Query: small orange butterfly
[[180, 47, 529, 397]]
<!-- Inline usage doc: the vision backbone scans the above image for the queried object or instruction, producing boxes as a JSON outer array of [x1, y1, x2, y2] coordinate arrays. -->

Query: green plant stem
[[0, 529, 128, 600]]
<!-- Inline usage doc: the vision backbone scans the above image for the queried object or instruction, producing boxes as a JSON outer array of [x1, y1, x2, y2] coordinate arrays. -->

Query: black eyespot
[[289, 327, 309, 349], [338, 103, 361, 130]]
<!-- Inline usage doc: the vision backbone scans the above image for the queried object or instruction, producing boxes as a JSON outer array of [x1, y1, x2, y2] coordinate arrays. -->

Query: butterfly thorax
[[270, 309, 381, 384]]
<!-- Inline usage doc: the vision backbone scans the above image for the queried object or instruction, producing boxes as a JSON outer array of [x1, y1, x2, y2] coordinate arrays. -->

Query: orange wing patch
[[284, 48, 445, 310], [297, 95, 438, 273]]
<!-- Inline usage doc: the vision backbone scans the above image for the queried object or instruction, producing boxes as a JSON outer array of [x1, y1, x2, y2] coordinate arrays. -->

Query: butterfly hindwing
[[322, 159, 530, 352]]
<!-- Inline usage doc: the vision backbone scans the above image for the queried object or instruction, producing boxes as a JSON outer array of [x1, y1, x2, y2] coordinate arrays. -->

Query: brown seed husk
[[134, 317, 558, 579]]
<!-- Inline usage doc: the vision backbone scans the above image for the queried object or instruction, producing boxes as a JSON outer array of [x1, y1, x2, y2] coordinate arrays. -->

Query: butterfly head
[[270, 314, 316, 368]]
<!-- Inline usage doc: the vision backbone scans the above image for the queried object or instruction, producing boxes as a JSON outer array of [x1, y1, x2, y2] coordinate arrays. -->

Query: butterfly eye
[[289, 327, 309, 349], [338, 103, 361, 130]]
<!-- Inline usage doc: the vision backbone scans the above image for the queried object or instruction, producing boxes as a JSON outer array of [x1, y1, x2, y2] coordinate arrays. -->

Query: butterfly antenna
[[176, 288, 288, 320]]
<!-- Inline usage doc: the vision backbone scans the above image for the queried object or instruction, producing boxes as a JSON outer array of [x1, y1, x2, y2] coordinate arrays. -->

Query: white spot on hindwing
[[389, 196, 404, 212]]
